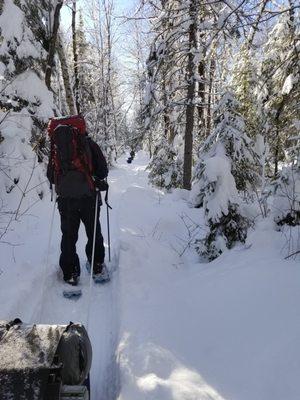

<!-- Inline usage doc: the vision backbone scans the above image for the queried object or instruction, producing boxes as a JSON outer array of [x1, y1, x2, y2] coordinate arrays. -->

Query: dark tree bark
[[197, 59, 205, 137], [206, 57, 215, 137], [72, 1, 80, 114], [183, 1, 197, 190], [45, 1, 63, 90]]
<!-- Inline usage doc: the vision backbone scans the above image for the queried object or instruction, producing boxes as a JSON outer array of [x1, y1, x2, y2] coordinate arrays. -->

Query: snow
[[282, 74, 294, 95], [202, 153, 240, 221], [0, 0, 54, 236], [0, 0, 42, 60], [1, 152, 300, 400]]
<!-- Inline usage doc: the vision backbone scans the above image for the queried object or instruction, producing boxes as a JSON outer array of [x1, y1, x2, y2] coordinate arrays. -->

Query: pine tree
[[272, 137, 300, 227], [144, 0, 249, 191], [148, 138, 183, 191], [194, 152, 249, 261], [0, 0, 55, 230], [231, 44, 261, 139], [191, 92, 255, 260], [260, 10, 300, 176], [193, 92, 259, 197]]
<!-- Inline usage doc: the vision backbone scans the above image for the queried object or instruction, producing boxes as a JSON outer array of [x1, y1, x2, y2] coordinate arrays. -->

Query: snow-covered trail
[[0, 152, 149, 399], [2, 151, 300, 400], [31, 153, 149, 399]]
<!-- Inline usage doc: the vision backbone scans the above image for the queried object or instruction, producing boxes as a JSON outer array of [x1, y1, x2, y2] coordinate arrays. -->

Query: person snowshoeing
[[47, 116, 109, 286]]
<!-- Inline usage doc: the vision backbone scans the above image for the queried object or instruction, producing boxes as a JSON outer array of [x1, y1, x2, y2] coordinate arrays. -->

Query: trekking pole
[[106, 200, 111, 262], [87, 190, 99, 333], [105, 178, 112, 263], [36, 192, 57, 324]]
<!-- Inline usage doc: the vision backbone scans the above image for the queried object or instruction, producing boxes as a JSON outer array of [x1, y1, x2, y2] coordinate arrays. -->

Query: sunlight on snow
[[118, 336, 227, 400], [137, 368, 226, 400]]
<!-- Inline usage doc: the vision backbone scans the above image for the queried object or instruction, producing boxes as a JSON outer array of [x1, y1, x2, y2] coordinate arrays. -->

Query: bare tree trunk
[[45, 1, 63, 90], [197, 13, 205, 139], [57, 34, 76, 114], [197, 59, 205, 137], [206, 57, 215, 137], [183, 2, 197, 190], [72, 1, 80, 114], [103, 0, 118, 162], [162, 75, 171, 140]]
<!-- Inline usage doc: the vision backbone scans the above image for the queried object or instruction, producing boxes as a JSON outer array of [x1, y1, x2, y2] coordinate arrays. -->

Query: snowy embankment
[[1, 151, 300, 400], [116, 153, 300, 400]]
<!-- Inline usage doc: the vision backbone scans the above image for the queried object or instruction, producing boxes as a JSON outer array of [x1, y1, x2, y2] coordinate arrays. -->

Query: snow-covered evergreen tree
[[148, 138, 183, 191], [231, 44, 261, 139], [272, 137, 300, 227], [194, 91, 259, 196], [0, 0, 55, 236], [259, 10, 300, 176], [191, 92, 255, 260], [144, 0, 253, 190], [194, 150, 249, 261]]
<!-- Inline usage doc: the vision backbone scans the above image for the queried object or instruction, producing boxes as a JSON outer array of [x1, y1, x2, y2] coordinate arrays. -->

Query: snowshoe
[[63, 273, 81, 299], [63, 289, 82, 300], [86, 261, 110, 283], [93, 263, 110, 284]]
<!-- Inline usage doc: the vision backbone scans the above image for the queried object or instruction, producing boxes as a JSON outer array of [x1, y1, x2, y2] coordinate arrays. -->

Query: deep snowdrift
[[1, 152, 300, 400]]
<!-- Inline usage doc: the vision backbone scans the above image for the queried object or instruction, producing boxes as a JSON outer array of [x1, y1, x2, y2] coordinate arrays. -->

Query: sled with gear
[[0, 319, 92, 400]]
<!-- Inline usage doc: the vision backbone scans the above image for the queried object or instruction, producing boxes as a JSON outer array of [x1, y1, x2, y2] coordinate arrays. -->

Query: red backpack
[[47, 115, 95, 197]]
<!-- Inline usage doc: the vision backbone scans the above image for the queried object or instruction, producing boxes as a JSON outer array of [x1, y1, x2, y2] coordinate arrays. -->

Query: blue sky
[[61, 0, 136, 27]]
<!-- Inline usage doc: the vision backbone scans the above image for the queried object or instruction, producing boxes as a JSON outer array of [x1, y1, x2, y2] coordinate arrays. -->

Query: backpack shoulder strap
[[88, 138, 108, 179]]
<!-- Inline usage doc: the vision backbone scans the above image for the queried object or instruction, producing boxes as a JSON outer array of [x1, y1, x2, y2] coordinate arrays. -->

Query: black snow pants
[[57, 195, 105, 280]]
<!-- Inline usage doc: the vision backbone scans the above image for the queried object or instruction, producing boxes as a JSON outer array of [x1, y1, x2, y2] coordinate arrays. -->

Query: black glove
[[93, 176, 109, 191]]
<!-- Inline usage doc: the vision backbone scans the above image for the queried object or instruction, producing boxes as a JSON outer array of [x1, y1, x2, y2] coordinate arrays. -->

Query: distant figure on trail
[[47, 115, 109, 286], [127, 149, 135, 164]]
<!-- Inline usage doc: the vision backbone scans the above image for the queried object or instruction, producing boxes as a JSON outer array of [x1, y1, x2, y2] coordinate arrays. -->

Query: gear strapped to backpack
[[47, 115, 95, 198]]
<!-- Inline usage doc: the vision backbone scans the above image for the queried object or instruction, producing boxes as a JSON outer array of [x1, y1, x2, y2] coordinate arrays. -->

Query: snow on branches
[[148, 138, 183, 191], [191, 92, 256, 260], [193, 151, 249, 261], [0, 0, 55, 236]]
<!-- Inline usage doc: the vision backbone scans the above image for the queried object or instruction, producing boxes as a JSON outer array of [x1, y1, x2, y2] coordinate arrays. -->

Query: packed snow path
[[2, 151, 300, 400], [0, 153, 150, 399]]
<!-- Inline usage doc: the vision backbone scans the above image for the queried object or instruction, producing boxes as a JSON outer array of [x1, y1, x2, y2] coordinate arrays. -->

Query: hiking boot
[[64, 273, 79, 286], [74, 264, 80, 277], [93, 263, 110, 283], [93, 262, 103, 275]]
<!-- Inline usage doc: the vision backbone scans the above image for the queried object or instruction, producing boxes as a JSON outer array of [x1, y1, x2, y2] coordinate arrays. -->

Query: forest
[[0, 0, 299, 260], [0, 1, 300, 399]]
